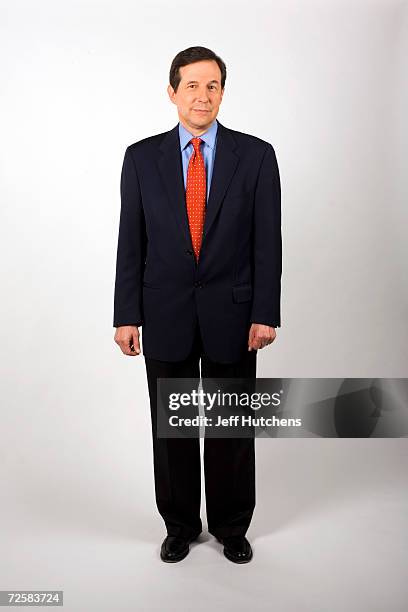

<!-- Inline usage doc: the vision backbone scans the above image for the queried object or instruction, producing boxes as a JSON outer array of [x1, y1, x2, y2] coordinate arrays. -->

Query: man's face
[[167, 60, 224, 133]]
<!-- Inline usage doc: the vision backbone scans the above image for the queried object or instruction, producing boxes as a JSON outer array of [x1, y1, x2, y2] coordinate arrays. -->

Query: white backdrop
[[1, 1, 407, 611]]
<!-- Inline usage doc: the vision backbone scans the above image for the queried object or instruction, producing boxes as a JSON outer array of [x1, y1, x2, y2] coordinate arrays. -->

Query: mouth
[[193, 109, 210, 113]]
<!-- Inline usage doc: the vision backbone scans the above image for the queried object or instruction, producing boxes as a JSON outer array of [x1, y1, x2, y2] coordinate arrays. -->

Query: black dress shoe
[[218, 536, 253, 563], [160, 535, 198, 563]]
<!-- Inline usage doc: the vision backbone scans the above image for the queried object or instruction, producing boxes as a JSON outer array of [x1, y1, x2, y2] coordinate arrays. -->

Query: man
[[113, 46, 282, 563]]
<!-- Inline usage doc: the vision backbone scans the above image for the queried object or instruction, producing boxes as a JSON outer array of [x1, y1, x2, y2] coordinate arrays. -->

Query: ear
[[167, 84, 176, 104]]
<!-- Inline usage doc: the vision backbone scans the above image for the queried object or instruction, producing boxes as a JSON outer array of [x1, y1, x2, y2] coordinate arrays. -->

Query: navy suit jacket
[[113, 120, 282, 363]]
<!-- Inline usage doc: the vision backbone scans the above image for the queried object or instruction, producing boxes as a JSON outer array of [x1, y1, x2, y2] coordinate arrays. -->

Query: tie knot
[[190, 137, 203, 151]]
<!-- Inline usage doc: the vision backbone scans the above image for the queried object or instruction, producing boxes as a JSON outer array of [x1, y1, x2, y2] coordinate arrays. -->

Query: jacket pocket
[[142, 281, 161, 289], [232, 284, 252, 303]]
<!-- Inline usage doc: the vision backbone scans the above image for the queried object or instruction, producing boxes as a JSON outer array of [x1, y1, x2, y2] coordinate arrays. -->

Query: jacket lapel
[[203, 121, 240, 240], [156, 120, 240, 249], [157, 124, 192, 248]]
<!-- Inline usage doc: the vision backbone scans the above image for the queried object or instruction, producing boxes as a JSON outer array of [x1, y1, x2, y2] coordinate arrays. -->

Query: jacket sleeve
[[250, 143, 282, 328], [113, 146, 146, 328]]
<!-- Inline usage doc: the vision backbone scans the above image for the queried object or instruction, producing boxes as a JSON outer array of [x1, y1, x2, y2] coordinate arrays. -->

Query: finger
[[249, 336, 261, 350], [256, 334, 265, 347], [120, 340, 137, 356], [130, 331, 141, 355], [119, 335, 139, 356], [252, 337, 263, 350], [248, 327, 255, 350]]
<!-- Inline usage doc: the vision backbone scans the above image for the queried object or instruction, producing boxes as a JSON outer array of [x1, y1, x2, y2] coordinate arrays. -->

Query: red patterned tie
[[186, 137, 206, 260]]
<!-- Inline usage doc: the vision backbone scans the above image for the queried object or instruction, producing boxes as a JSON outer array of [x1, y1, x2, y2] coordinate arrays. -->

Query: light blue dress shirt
[[178, 119, 218, 203]]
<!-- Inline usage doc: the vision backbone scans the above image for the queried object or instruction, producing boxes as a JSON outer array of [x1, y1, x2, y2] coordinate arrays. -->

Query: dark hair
[[169, 46, 226, 92]]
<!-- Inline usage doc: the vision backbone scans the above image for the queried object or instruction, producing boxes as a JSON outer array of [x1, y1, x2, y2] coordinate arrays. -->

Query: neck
[[179, 117, 214, 136]]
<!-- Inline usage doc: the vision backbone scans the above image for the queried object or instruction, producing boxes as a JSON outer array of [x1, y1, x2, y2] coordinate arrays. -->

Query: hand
[[114, 325, 141, 356], [248, 324, 276, 351]]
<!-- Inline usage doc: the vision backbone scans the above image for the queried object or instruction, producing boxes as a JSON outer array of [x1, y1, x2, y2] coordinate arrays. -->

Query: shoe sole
[[223, 548, 253, 563], [160, 547, 190, 563]]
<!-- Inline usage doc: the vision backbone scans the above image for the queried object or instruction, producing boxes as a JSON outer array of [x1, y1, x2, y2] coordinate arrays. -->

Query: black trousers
[[144, 321, 257, 540]]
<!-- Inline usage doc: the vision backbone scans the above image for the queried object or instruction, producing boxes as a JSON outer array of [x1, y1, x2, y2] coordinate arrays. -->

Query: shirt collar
[[178, 118, 218, 151]]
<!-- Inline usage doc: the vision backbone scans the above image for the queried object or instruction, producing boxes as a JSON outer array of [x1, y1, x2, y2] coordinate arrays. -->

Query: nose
[[195, 86, 210, 103]]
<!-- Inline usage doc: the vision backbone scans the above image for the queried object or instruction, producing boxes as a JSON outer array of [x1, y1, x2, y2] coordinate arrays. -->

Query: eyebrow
[[186, 80, 220, 85]]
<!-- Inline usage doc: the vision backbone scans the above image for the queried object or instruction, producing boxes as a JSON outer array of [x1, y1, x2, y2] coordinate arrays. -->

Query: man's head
[[168, 46, 226, 134]]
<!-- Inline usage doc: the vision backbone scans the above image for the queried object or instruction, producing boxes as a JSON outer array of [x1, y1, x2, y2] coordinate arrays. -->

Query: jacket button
[[194, 281, 203, 288], [186, 249, 194, 255]]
